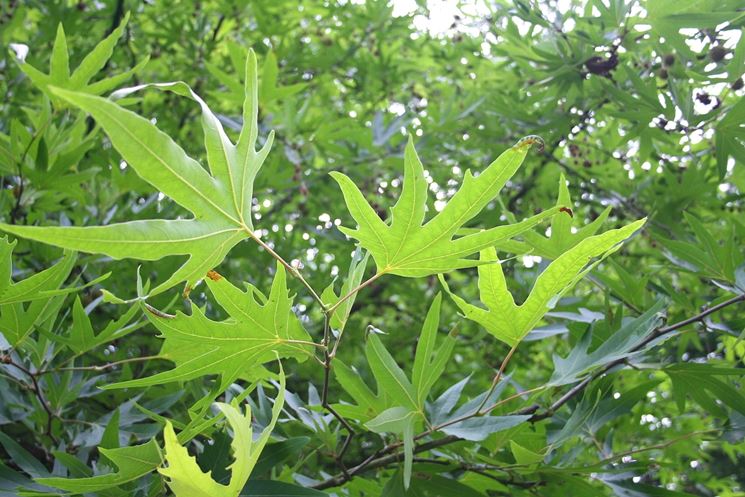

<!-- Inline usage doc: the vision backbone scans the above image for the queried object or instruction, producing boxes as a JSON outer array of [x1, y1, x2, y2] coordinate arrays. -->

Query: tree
[[1, 1, 744, 496]]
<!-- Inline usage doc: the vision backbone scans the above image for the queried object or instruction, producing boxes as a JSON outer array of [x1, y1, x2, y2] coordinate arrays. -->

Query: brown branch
[[311, 292, 745, 490]]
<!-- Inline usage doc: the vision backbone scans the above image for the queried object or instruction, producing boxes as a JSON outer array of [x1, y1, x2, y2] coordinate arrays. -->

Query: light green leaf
[[441, 219, 645, 346], [365, 406, 418, 489], [16, 13, 147, 101], [510, 440, 544, 465], [321, 249, 369, 332], [0, 237, 97, 347], [332, 135, 559, 277], [106, 264, 312, 389], [1, 50, 275, 297], [519, 173, 612, 259], [159, 366, 285, 497], [35, 439, 162, 493], [411, 293, 456, 406], [366, 333, 417, 410]]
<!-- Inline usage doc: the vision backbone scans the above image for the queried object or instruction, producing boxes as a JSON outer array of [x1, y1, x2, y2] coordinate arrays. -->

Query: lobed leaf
[[333, 135, 559, 277], [441, 219, 645, 346], [0, 50, 273, 297], [106, 264, 311, 389]]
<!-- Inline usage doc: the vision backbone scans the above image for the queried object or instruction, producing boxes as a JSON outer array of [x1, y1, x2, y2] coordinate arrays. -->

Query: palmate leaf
[[105, 264, 312, 390], [321, 248, 369, 333], [16, 13, 147, 102], [334, 295, 454, 488], [159, 367, 285, 497], [332, 136, 561, 277], [52, 296, 143, 355], [505, 173, 612, 259], [0, 50, 273, 297], [440, 219, 645, 346], [549, 300, 666, 386]]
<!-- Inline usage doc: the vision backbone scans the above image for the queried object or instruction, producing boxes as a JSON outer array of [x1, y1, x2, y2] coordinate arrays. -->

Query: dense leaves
[[1, 2, 744, 497]]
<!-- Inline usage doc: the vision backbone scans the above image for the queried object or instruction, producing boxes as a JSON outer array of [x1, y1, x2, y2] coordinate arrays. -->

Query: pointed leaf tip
[[514, 135, 545, 153]]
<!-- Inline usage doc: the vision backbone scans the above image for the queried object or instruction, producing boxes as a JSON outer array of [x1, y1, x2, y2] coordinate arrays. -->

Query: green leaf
[[519, 173, 612, 259], [510, 440, 544, 465], [0, 238, 76, 305], [105, 264, 312, 389], [332, 135, 559, 277], [332, 359, 380, 421], [365, 406, 418, 489], [366, 334, 417, 410], [440, 415, 530, 442], [321, 249, 369, 332], [16, 13, 147, 101], [411, 293, 456, 405], [549, 300, 666, 386], [0, 50, 273, 297], [159, 365, 285, 497], [35, 439, 162, 493], [53, 297, 143, 355], [250, 437, 309, 477], [440, 219, 645, 346], [241, 480, 327, 496], [715, 96, 745, 179], [0, 433, 49, 478], [0, 237, 95, 347], [665, 363, 745, 417]]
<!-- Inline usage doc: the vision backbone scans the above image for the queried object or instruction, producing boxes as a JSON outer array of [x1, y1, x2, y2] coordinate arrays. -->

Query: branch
[[529, 292, 745, 422], [311, 292, 745, 490]]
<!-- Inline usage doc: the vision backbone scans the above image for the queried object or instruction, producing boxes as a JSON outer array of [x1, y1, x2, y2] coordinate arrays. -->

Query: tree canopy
[[1, 1, 744, 496]]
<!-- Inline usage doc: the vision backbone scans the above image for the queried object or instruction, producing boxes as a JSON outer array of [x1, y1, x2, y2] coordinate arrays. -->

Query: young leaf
[[16, 14, 147, 102], [0, 50, 273, 297], [411, 293, 456, 405], [440, 219, 645, 346], [332, 136, 560, 277], [105, 264, 312, 390], [35, 439, 162, 493], [366, 333, 418, 410], [365, 406, 419, 489], [159, 366, 285, 497], [333, 295, 455, 420], [321, 249, 369, 332]]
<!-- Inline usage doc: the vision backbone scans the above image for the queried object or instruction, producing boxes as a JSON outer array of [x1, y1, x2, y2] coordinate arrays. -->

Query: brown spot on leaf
[[207, 270, 222, 281], [559, 206, 574, 217], [516, 135, 545, 153]]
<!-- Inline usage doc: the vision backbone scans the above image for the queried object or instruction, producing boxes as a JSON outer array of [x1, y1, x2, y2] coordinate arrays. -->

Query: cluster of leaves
[[1, 1, 744, 497]]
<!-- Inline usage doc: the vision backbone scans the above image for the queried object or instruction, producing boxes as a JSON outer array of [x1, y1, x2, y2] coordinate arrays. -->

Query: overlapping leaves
[[159, 368, 285, 497], [16, 13, 147, 104], [441, 219, 645, 346], [0, 50, 273, 297], [500, 173, 612, 259], [333, 294, 455, 487], [106, 264, 312, 390], [0, 236, 107, 347]]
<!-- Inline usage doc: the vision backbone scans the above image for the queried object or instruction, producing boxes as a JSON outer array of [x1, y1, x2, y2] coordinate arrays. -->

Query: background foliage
[[1, 1, 745, 496]]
